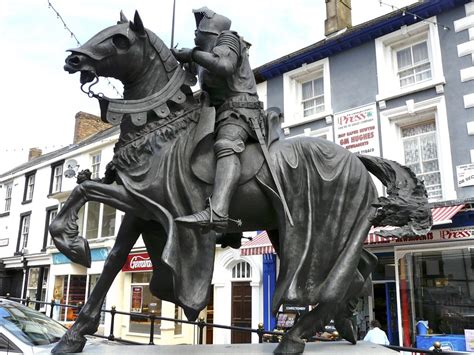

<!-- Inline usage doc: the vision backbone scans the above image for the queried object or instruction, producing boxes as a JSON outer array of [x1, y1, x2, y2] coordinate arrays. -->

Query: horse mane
[[146, 29, 179, 80]]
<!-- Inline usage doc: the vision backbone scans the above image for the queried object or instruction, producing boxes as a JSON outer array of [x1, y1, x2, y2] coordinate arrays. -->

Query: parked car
[[0, 298, 123, 354]]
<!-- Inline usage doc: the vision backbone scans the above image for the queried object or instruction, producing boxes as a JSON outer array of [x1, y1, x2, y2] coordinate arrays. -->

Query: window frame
[[283, 58, 332, 128], [90, 152, 102, 180], [22, 172, 36, 203], [375, 18, 444, 102], [379, 96, 456, 202], [4, 181, 13, 213], [43, 206, 58, 251], [16, 211, 31, 254], [49, 161, 64, 194], [79, 202, 117, 240]]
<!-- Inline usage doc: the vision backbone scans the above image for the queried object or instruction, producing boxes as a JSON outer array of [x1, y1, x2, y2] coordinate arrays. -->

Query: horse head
[[64, 11, 178, 98]]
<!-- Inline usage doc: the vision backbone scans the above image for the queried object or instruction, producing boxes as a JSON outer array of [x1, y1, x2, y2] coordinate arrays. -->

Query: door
[[373, 282, 399, 345], [205, 285, 214, 344], [231, 281, 252, 343]]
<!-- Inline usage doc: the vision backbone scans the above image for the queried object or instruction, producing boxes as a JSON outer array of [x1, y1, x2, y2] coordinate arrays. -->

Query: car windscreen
[[0, 302, 66, 345]]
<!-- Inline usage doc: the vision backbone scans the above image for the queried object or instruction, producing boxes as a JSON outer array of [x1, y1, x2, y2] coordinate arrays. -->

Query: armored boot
[[175, 153, 241, 232]]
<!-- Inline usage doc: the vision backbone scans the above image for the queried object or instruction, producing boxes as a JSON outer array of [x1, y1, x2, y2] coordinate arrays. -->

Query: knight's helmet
[[192, 7, 231, 35]]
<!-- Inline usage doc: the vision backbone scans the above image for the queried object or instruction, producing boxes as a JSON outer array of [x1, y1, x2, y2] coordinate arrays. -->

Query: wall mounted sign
[[456, 163, 474, 187], [122, 252, 153, 272]]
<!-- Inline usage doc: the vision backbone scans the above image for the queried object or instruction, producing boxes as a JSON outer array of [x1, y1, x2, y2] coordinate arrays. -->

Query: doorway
[[205, 285, 214, 344], [373, 282, 399, 345], [231, 281, 251, 343]]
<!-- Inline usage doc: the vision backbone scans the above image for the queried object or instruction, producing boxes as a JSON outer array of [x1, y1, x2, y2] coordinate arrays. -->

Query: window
[[174, 305, 183, 335], [129, 272, 162, 335], [23, 172, 35, 202], [232, 261, 251, 279], [397, 245, 474, 346], [379, 96, 456, 202], [26, 267, 49, 311], [375, 19, 444, 101], [44, 207, 58, 248], [52, 274, 86, 322], [401, 121, 441, 200], [283, 58, 331, 128], [17, 213, 31, 253], [396, 41, 431, 88], [78, 203, 116, 240], [50, 163, 64, 194], [302, 77, 324, 117], [91, 152, 101, 180], [4, 182, 12, 212]]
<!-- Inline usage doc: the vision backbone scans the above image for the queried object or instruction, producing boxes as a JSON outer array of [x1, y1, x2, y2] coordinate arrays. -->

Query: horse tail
[[357, 154, 432, 238]]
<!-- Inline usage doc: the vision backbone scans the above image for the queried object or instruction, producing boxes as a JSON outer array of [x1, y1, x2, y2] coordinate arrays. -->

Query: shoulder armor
[[216, 30, 240, 55]]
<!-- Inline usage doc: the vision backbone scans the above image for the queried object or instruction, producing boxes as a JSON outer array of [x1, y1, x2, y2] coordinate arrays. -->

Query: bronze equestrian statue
[[51, 9, 431, 354]]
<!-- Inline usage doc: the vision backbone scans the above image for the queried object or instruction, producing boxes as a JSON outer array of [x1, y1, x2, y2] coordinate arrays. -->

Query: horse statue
[[51, 10, 432, 354]]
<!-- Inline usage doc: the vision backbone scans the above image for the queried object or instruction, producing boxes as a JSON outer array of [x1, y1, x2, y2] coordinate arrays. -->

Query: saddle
[[190, 104, 282, 185]]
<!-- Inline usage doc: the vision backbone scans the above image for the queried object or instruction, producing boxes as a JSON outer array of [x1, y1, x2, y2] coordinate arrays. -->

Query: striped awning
[[241, 231, 274, 256], [241, 205, 466, 254]]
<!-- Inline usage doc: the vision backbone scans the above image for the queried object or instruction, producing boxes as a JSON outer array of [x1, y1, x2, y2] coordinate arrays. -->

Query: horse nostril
[[68, 56, 81, 66]]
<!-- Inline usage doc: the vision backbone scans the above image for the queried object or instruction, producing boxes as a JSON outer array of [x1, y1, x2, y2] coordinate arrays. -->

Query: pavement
[[81, 340, 398, 354]]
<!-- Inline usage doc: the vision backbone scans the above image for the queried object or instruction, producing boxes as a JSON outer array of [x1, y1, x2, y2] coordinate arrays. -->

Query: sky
[[0, 0, 417, 174]]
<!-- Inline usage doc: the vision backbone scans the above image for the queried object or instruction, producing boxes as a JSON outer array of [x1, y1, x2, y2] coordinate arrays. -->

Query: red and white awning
[[240, 231, 274, 256], [241, 205, 466, 254]]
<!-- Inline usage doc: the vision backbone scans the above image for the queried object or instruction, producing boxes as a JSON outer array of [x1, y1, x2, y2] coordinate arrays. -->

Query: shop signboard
[[122, 252, 153, 272], [456, 163, 474, 187], [334, 104, 380, 156], [366, 228, 473, 246], [131, 286, 143, 313]]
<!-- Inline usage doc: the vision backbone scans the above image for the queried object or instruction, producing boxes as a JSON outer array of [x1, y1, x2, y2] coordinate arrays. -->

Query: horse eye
[[112, 34, 130, 50]]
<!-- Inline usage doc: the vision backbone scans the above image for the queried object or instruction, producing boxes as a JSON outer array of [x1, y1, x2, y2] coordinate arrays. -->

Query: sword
[[249, 116, 294, 227]]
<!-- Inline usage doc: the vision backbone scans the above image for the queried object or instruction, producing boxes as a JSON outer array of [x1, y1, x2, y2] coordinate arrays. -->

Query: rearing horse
[[51, 11, 431, 354]]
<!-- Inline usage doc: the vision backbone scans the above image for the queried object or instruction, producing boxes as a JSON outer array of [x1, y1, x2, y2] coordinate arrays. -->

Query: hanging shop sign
[[131, 286, 143, 313], [334, 104, 380, 156], [456, 163, 474, 187], [122, 252, 153, 272]]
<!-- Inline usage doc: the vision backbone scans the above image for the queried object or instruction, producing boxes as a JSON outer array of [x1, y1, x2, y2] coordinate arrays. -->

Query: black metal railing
[[2, 295, 471, 353]]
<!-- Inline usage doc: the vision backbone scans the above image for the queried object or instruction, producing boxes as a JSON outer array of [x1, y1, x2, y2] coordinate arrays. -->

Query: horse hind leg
[[274, 303, 333, 354]]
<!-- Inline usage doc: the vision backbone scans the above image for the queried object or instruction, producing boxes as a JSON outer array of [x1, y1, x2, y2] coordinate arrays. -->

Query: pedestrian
[[363, 319, 390, 345]]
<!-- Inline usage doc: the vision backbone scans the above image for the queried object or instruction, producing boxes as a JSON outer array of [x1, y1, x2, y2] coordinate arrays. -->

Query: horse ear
[[118, 10, 129, 24], [130, 10, 146, 35]]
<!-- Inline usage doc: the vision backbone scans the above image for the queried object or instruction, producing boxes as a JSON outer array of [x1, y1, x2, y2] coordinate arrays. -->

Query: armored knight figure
[[172, 7, 262, 232]]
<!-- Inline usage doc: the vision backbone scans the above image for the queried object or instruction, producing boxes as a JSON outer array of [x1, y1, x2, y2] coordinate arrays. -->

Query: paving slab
[[82, 340, 398, 354]]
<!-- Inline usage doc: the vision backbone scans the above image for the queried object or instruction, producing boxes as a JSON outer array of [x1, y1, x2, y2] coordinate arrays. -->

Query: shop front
[[119, 251, 192, 345]]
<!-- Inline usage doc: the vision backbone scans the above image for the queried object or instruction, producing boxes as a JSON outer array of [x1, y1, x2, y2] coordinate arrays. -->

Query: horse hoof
[[51, 331, 87, 353], [334, 317, 357, 345], [274, 335, 305, 354]]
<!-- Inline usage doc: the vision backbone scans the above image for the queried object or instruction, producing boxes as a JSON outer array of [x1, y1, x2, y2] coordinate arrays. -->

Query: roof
[[0, 124, 119, 179], [253, 0, 469, 82]]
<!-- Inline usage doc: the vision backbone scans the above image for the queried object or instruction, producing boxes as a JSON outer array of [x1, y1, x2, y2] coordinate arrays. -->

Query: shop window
[[283, 58, 331, 128], [397, 247, 474, 347], [375, 19, 444, 101], [91, 152, 101, 180], [77, 203, 116, 240], [4, 181, 12, 213], [26, 267, 49, 311], [232, 261, 251, 279], [16, 212, 31, 254], [52, 275, 86, 322], [401, 121, 441, 200], [23, 172, 35, 202], [129, 272, 161, 335], [87, 274, 105, 325]]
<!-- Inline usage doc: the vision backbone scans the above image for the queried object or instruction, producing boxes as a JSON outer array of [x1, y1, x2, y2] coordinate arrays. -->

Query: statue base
[[82, 340, 398, 354]]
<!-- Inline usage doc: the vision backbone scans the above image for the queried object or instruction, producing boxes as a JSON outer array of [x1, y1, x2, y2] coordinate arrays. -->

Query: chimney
[[73, 111, 111, 144], [325, 0, 352, 37], [28, 148, 42, 161]]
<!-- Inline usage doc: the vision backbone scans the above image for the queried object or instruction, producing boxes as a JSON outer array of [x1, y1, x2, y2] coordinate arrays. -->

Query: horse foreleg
[[50, 181, 152, 267], [52, 214, 143, 353]]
